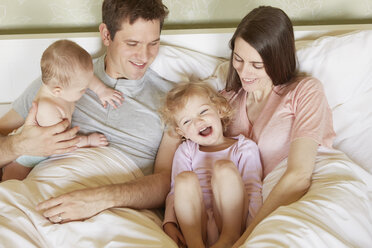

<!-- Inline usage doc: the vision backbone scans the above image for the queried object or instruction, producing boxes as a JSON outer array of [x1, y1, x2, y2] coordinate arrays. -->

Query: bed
[[1, 24, 372, 247]]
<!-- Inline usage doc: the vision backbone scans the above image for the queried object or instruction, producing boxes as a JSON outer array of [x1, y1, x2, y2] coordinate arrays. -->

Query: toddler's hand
[[87, 133, 108, 147], [98, 88, 124, 109], [163, 222, 186, 247]]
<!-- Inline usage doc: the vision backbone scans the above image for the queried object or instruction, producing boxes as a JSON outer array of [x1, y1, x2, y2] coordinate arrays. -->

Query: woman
[[222, 6, 336, 247]]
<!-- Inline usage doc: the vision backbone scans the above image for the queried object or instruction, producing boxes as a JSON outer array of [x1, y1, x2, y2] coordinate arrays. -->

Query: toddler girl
[[160, 81, 262, 248]]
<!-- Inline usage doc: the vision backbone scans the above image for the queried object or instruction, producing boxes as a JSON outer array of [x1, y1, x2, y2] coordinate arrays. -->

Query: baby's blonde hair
[[159, 81, 233, 135], [41, 40, 93, 88]]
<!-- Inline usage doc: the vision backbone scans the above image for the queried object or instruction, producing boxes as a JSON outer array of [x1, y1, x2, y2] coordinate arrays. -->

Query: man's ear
[[99, 23, 111, 47]]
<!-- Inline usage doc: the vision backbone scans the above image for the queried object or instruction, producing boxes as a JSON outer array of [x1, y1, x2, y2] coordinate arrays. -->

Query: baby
[[2, 39, 124, 181]]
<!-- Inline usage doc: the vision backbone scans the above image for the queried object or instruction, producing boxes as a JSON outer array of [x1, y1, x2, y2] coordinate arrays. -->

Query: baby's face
[[60, 69, 92, 102]]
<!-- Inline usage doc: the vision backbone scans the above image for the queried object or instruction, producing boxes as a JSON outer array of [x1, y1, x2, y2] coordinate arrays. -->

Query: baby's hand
[[97, 87, 124, 109], [87, 133, 108, 147]]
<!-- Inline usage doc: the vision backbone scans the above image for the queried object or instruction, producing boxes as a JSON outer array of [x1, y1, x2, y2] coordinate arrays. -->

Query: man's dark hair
[[102, 0, 169, 40]]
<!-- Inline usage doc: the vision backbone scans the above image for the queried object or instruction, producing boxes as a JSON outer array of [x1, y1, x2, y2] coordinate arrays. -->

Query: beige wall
[[1, 0, 372, 34]]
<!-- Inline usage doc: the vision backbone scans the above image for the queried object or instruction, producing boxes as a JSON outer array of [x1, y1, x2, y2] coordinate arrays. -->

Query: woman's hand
[[163, 222, 186, 247]]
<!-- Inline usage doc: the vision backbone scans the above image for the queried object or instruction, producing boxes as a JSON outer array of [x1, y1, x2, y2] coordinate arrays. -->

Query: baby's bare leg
[[2, 161, 32, 181], [174, 171, 207, 248], [210, 160, 246, 248]]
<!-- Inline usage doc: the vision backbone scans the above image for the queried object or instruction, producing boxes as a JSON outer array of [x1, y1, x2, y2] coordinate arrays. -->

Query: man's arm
[[0, 103, 81, 167], [36, 131, 181, 223], [0, 108, 26, 165], [0, 134, 21, 166]]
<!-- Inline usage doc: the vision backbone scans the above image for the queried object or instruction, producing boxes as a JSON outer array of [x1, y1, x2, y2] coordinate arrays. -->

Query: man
[[0, 0, 180, 223]]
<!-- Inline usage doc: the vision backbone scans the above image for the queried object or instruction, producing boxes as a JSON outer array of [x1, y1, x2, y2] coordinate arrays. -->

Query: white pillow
[[151, 44, 227, 90], [297, 30, 372, 108], [297, 30, 372, 173]]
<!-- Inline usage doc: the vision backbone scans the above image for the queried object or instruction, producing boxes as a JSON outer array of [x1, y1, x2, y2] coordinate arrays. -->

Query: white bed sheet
[[243, 147, 372, 247]]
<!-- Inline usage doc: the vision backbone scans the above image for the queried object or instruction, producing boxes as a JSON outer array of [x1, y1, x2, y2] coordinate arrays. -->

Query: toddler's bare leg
[[174, 171, 207, 248], [2, 161, 32, 181], [210, 160, 245, 248]]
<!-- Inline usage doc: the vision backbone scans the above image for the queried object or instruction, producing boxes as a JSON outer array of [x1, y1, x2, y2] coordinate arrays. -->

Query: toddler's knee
[[213, 160, 238, 178], [175, 171, 198, 189]]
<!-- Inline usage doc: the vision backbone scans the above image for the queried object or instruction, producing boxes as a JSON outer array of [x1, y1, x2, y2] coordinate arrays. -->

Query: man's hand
[[14, 102, 81, 157], [36, 187, 107, 223], [163, 222, 186, 247]]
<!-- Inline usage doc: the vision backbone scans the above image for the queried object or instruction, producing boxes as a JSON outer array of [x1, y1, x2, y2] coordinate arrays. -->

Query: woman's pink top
[[223, 77, 336, 178]]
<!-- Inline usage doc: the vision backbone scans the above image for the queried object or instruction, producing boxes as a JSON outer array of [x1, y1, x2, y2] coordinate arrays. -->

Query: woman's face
[[232, 37, 273, 93]]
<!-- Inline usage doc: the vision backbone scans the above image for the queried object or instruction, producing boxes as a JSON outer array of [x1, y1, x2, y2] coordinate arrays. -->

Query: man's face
[[104, 18, 161, 80]]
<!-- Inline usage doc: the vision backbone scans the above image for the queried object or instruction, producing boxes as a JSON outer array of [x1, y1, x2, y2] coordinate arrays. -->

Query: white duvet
[[243, 148, 372, 248], [0, 147, 176, 248], [1, 147, 371, 248]]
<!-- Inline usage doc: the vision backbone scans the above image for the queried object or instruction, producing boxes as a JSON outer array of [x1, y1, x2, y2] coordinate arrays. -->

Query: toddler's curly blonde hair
[[159, 81, 233, 136]]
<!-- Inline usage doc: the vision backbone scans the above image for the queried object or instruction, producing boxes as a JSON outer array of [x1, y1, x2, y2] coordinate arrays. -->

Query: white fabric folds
[[0, 147, 176, 248], [243, 147, 372, 248]]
